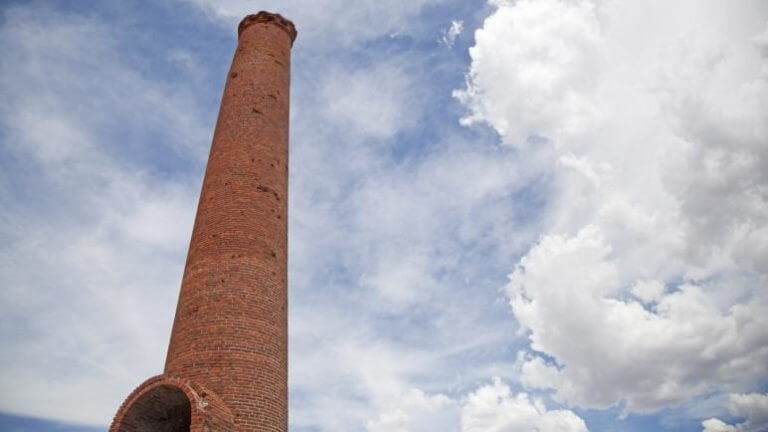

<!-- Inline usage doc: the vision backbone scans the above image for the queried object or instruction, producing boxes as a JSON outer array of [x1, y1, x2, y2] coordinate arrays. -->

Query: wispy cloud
[[440, 20, 463, 47], [182, 0, 446, 47], [2, 0, 766, 431], [0, 3, 208, 425]]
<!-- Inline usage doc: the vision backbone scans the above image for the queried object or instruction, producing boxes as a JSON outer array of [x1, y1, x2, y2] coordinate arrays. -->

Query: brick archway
[[117, 384, 190, 431], [111, 375, 234, 432]]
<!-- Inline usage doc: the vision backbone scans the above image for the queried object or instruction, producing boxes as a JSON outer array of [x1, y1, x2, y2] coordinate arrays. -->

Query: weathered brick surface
[[111, 11, 294, 432]]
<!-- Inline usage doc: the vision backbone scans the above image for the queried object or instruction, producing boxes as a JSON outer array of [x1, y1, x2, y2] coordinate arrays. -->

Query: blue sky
[[1, 1, 767, 431]]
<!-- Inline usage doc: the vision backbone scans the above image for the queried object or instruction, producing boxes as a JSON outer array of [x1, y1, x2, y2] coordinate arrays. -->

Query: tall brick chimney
[[110, 11, 296, 432]]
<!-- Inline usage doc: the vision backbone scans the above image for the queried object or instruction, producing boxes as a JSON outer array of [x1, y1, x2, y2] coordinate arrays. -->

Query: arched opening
[[117, 385, 191, 432]]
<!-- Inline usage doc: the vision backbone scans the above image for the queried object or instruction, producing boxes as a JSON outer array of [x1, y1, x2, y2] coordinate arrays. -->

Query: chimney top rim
[[238, 11, 297, 45]]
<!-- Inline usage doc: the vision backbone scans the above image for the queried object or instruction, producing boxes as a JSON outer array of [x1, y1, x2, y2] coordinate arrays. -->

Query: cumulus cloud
[[366, 389, 457, 432], [457, 0, 768, 418], [461, 378, 588, 432], [7, 0, 764, 429], [453, 0, 602, 145], [363, 379, 588, 432], [702, 393, 768, 432], [507, 226, 768, 413]]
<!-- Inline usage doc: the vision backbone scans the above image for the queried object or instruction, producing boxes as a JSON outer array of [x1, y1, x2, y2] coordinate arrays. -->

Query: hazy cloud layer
[[2, 0, 530, 429], [0, 3, 206, 424], [2, 0, 766, 431]]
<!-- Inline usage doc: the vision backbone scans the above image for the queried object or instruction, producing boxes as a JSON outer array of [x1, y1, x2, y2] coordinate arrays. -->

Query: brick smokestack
[[111, 11, 296, 432]]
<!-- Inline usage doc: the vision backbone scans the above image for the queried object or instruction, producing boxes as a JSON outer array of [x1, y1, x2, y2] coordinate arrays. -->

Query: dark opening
[[118, 385, 191, 432]]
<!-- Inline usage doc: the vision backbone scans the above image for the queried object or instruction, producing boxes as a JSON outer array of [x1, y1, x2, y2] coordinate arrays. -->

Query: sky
[[0, 0, 767, 431]]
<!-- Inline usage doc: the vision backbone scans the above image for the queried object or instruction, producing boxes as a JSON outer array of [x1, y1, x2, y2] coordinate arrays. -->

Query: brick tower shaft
[[111, 12, 296, 432]]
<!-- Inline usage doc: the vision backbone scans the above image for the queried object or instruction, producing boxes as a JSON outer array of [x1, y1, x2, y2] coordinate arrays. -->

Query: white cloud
[[453, 0, 602, 145], [362, 379, 588, 432], [321, 60, 420, 140], [460, 378, 588, 432], [366, 389, 457, 432], [702, 419, 739, 432], [361, 249, 436, 307], [702, 393, 768, 432], [441, 20, 464, 47], [183, 0, 445, 46], [0, 4, 204, 425], [457, 0, 768, 418], [630, 279, 665, 304], [507, 226, 768, 413], [8, 0, 765, 429], [1, 1, 533, 430], [287, 138, 537, 429], [729, 394, 768, 425]]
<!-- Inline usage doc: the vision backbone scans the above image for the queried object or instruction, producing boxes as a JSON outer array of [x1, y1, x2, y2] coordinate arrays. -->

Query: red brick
[[111, 11, 295, 432]]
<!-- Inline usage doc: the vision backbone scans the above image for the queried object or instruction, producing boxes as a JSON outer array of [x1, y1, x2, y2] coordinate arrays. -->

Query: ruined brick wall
[[112, 11, 295, 432]]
